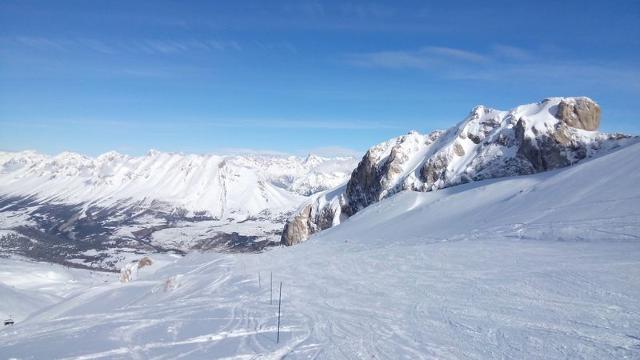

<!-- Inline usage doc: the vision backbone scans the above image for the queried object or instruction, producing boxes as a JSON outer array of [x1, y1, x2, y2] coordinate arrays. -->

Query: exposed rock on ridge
[[281, 97, 635, 246], [555, 97, 601, 131]]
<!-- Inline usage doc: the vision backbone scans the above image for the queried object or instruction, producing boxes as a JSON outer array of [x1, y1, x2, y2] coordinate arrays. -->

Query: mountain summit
[[282, 97, 636, 245]]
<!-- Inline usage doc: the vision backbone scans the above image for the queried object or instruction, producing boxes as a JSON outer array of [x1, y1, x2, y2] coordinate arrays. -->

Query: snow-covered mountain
[[0, 151, 357, 268], [282, 97, 637, 245], [2, 137, 639, 359]]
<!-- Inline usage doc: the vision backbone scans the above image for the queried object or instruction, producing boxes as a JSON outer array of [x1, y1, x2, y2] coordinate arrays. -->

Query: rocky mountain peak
[[281, 97, 635, 246]]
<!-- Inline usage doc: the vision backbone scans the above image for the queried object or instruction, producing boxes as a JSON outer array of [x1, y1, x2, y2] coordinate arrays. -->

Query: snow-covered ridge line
[[282, 96, 638, 245], [0, 149, 358, 219], [0, 148, 356, 162]]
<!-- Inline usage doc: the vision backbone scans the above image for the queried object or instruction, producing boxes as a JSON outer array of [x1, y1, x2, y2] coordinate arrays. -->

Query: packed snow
[[1, 139, 639, 358], [0, 257, 116, 322]]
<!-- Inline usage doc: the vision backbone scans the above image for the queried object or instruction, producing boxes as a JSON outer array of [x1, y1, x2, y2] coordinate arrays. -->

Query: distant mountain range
[[2, 96, 637, 270], [0, 151, 357, 269], [0, 151, 358, 216]]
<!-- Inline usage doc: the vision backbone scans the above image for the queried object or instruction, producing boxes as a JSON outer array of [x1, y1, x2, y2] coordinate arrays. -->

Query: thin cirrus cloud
[[344, 46, 490, 69], [0, 117, 401, 131], [426, 46, 490, 63], [492, 44, 533, 61], [6, 36, 245, 55], [4, 36, 300, 58], [343, 44, 640, 90], [190, 117, 400, 130], [281, 2, 395, 19], [338, 3, 396, 18]]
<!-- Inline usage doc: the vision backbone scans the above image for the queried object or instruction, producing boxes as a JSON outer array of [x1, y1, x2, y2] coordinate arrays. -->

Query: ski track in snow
[[2, 240, 639, 359], [2, 144, 640, 359]]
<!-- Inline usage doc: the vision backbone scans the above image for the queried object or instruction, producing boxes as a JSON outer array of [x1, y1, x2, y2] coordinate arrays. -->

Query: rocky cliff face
[[555, 97, 601, 131], [281, 97, 635, 246]]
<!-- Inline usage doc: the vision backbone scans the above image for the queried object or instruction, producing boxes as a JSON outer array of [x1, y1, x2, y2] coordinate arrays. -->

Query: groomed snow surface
[[1, 143, 640, 359], [0, 257, 115, 323]]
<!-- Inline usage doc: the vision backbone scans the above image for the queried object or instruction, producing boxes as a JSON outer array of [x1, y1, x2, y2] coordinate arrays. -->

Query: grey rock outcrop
[[555, 98, 601, 131], [343, 149, 383, 216], [281, 204, 313, 246], [281, 200, 342, 246]]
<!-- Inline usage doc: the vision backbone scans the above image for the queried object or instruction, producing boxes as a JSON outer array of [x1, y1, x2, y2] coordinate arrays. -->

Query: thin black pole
[[276, 281, 282, 343], [270, 272, 273, 305]]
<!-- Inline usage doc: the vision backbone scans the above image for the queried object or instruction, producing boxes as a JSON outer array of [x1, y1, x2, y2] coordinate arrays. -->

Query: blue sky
[[1, 0, 639, 156]]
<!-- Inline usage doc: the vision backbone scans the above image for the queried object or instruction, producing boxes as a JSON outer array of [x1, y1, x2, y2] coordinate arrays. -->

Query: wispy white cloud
[[14, 36, 68, 50], [77, 39, 117, 54], [343, 44, 640, 91], [254, 41, 297, 54], [195, 118, 401, 130], [346, 50, 434, 69], [0, 117, 401, 131], [494, 62, 640, 89], [135, 39, 242, 54], [492, 44, 532, 61], [2, 36, 244, 55], [425, 46, 489, 63], [182, 118, 400, 130], [282, 1, 325, 17], [344, 46, 489, 69], [339, 3, 395, 18]]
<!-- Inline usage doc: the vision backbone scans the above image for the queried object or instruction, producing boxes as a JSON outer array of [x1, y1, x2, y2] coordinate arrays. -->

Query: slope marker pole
[[258, 272, 261, 289], [276, 281, 282, 343]]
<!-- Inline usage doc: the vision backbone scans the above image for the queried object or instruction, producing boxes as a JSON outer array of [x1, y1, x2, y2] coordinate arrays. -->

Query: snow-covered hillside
[[282, 97, 636, 245], [1, 138, 638, 359], [0, 151, 357, 268]]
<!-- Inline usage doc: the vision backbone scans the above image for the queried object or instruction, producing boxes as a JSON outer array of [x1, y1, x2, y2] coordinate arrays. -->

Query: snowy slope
[[0, 257, 116, 322], [1, 140, 638, 359], [0, 151, 357, 219], [282, 97, 636, 244]]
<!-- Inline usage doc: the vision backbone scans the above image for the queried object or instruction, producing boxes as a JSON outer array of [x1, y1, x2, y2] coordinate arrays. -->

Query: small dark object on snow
[[4, 318, 14, 326]]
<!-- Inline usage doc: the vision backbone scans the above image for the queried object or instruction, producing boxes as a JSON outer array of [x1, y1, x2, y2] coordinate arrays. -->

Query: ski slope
[[1, 143, 639, 359], [0, 258, 115, 322]]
